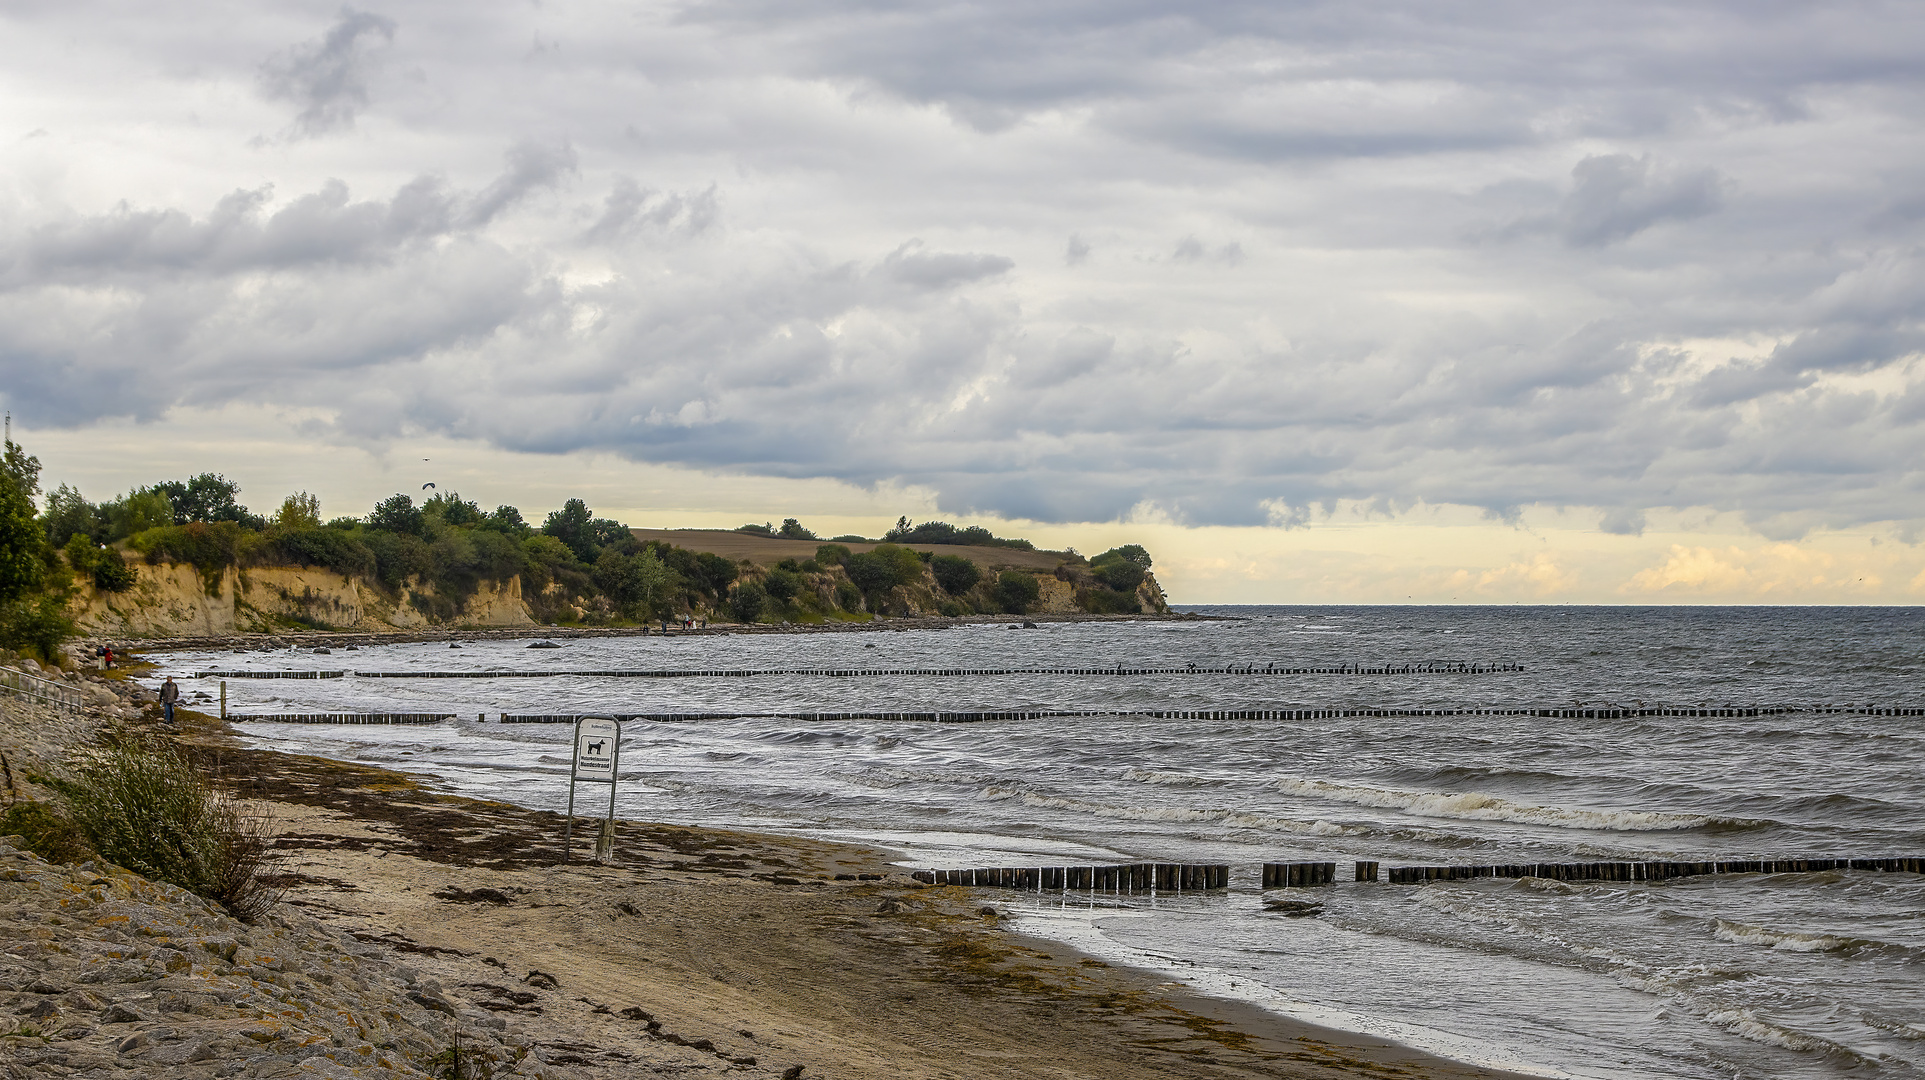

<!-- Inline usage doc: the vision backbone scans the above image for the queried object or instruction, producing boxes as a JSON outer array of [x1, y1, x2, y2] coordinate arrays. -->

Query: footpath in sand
[[1, 668, 1524, 1080]]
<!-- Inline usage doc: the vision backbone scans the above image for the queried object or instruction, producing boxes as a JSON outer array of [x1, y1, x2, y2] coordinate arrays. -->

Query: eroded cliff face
[[70, 562, 532, 637]]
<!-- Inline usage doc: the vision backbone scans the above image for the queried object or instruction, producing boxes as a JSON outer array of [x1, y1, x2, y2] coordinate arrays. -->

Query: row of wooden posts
[[912, 863, 1231, 891], [202, 663, 1524, 680], [234, 703, 1925, 726], [918, 858, 1923, 890]]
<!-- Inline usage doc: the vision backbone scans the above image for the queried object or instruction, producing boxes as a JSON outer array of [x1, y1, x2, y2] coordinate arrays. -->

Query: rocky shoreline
[[75, 610, 1216, 659]]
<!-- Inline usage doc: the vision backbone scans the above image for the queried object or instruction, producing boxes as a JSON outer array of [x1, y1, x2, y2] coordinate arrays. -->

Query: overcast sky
[[4, 1, 1923, 602]]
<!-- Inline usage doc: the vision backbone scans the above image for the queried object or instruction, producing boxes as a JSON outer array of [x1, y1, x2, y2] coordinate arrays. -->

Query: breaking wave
[[1271, 777, 1761, 832], [979, 785, 1362, 836]]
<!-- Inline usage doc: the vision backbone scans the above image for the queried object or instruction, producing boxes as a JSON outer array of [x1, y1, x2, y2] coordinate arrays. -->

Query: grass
[[47, 739, 281, 921]]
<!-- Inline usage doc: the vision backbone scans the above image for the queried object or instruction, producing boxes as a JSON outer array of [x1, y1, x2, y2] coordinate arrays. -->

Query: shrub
[[930, 554, 981, 595], [1092, 559, 1146, 592], [938, 600, 967, 617], [92, 548, 137, 592], [815, 544, 852, 567], [0, 800, 92, 863], [0, 595, 76, 662], [778, 518, 816, 540], [835, 580, 863, 611], [995, 571, 1041, 614], [727, 581, 768, 623], [1081, 587, 1141, 615], [763, 568, 802, 603], [52, 743, 279, 921], [261, 528, 377, 578], [1092, 544, 1153, 570], [130, 521, 252, 590], [369, 494, 426, 536]]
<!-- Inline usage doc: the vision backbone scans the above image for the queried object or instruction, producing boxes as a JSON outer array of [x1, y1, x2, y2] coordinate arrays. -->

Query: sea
[[141, 606, 1925, 1079]]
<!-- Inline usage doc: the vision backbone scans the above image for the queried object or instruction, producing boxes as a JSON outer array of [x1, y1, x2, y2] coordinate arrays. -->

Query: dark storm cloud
[[3, 0, 1925, 537]]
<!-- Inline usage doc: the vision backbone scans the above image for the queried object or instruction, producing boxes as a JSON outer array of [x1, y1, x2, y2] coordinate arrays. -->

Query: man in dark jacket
[[159, 677, 180, 724]]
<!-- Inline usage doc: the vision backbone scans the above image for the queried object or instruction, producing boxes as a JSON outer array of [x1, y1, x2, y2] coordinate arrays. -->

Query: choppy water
[[145, 607, 1925, 1079]]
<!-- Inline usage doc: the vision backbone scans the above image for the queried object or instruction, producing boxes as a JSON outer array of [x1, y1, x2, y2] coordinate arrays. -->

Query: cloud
[[259, 8, 397, 138], [1623, 543, 1859, 597], [3, 0, 1925, 543]]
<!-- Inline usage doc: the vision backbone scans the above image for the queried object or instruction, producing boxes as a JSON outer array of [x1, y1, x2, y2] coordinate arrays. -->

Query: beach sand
[[189, 722, 1528, 1080]]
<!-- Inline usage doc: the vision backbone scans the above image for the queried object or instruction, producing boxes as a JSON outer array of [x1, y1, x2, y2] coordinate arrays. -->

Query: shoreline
[[3, 670, 1526, 1080], [98, 610, 1219, 656], [210, 734, 1529, 1080]]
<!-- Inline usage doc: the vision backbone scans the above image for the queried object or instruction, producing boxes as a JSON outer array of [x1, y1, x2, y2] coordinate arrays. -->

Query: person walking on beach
[[159, 677, 179, 724], [104, 646, 114, 669]]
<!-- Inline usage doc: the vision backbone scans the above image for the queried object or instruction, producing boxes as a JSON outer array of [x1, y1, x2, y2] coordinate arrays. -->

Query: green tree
[[930, 554, 981, 595], [763, 567, 802, 603], [778, 518, 817, 540], [273, 492, 322, 530], [108, 488, 175, 540], [593, 548, 677, 618], [815, 543, 851, 567], [369, 494, 426, 535], [727, 580, 768, 622], [1093, 544, 1153, 570], [153, 473, 259, 527], [996, 571, 1041, 614], [1093, 560, 1145, 592], [422, 491, 483, 527], [0, 466, 45, 604], [543, 499, 596, 560], [43, 484, 103, 547]]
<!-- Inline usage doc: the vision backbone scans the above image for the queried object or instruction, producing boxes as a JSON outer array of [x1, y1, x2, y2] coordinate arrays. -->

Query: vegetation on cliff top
[[0, 434, 1164, 649]]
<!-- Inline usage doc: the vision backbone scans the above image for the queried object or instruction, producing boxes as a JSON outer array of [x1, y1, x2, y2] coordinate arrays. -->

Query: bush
[[1092, 559, 1146, 592], [52, 742, 279, 921], [92, 548, 137, 592], [1092, 544, 1153, 570], [1081, 587, 1141, 615], [996, 571, 1042, 614], [778, 518, 816, 540], [938, 600, 967, 617], [0, 800, 93, 863], [835, 580, 863, 611], [815, 544, 852, 567], [763, 568, 802, 603], [930, 554, 981, 595], [727, 581, 768, 623], [369, 494, 426, 536], [1, 595, 77, 662], [129, 521, 252, 591], [261, 528, 377, 578]]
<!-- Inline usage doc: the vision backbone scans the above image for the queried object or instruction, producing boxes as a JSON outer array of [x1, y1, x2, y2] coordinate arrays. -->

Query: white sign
[[572, 716, 620, 782]]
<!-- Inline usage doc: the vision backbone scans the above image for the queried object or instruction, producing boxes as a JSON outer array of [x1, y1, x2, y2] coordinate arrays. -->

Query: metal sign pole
[[562, 714, 621, 864]]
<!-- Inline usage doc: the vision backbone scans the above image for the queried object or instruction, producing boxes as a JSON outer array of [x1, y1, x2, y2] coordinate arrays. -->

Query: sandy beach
[[2, 670, 1530, 1080]]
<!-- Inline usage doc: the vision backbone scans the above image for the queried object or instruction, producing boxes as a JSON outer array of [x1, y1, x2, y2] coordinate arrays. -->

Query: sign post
[[562, 715, 622, 863]]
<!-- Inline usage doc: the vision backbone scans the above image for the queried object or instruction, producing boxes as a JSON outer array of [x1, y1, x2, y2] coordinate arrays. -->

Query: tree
[[996, 571, 1041, 614], [0, 465, 44, 604], [930, 554, 981, 595], [154, 473, 257, 527], [1093, 544, 1152, 570], [109, 489, 175, 540], [593, 547, 677, 618], [815, 544, 851, 567], [369, 494, 426, 535], [542, 499, 597, 560], [778, 518, 817, 540], [727, 580, 768, 623], [273, 492, 322, 530], [763, 567, 802, 603], [2, 438, 41, 502], [43, 484, 104, 547], [422, 491, 482, 527], [1093, 560, 1145, 592]]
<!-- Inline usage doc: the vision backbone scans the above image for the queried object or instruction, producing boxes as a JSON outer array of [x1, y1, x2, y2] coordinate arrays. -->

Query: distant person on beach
[[104, 646, 114, 669], [96, 645, 106, 670], [159, 677, 179, 723]]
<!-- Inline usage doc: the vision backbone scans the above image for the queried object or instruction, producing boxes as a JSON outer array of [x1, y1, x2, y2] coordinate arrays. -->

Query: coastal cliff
[[67, 563, 533, 637]]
